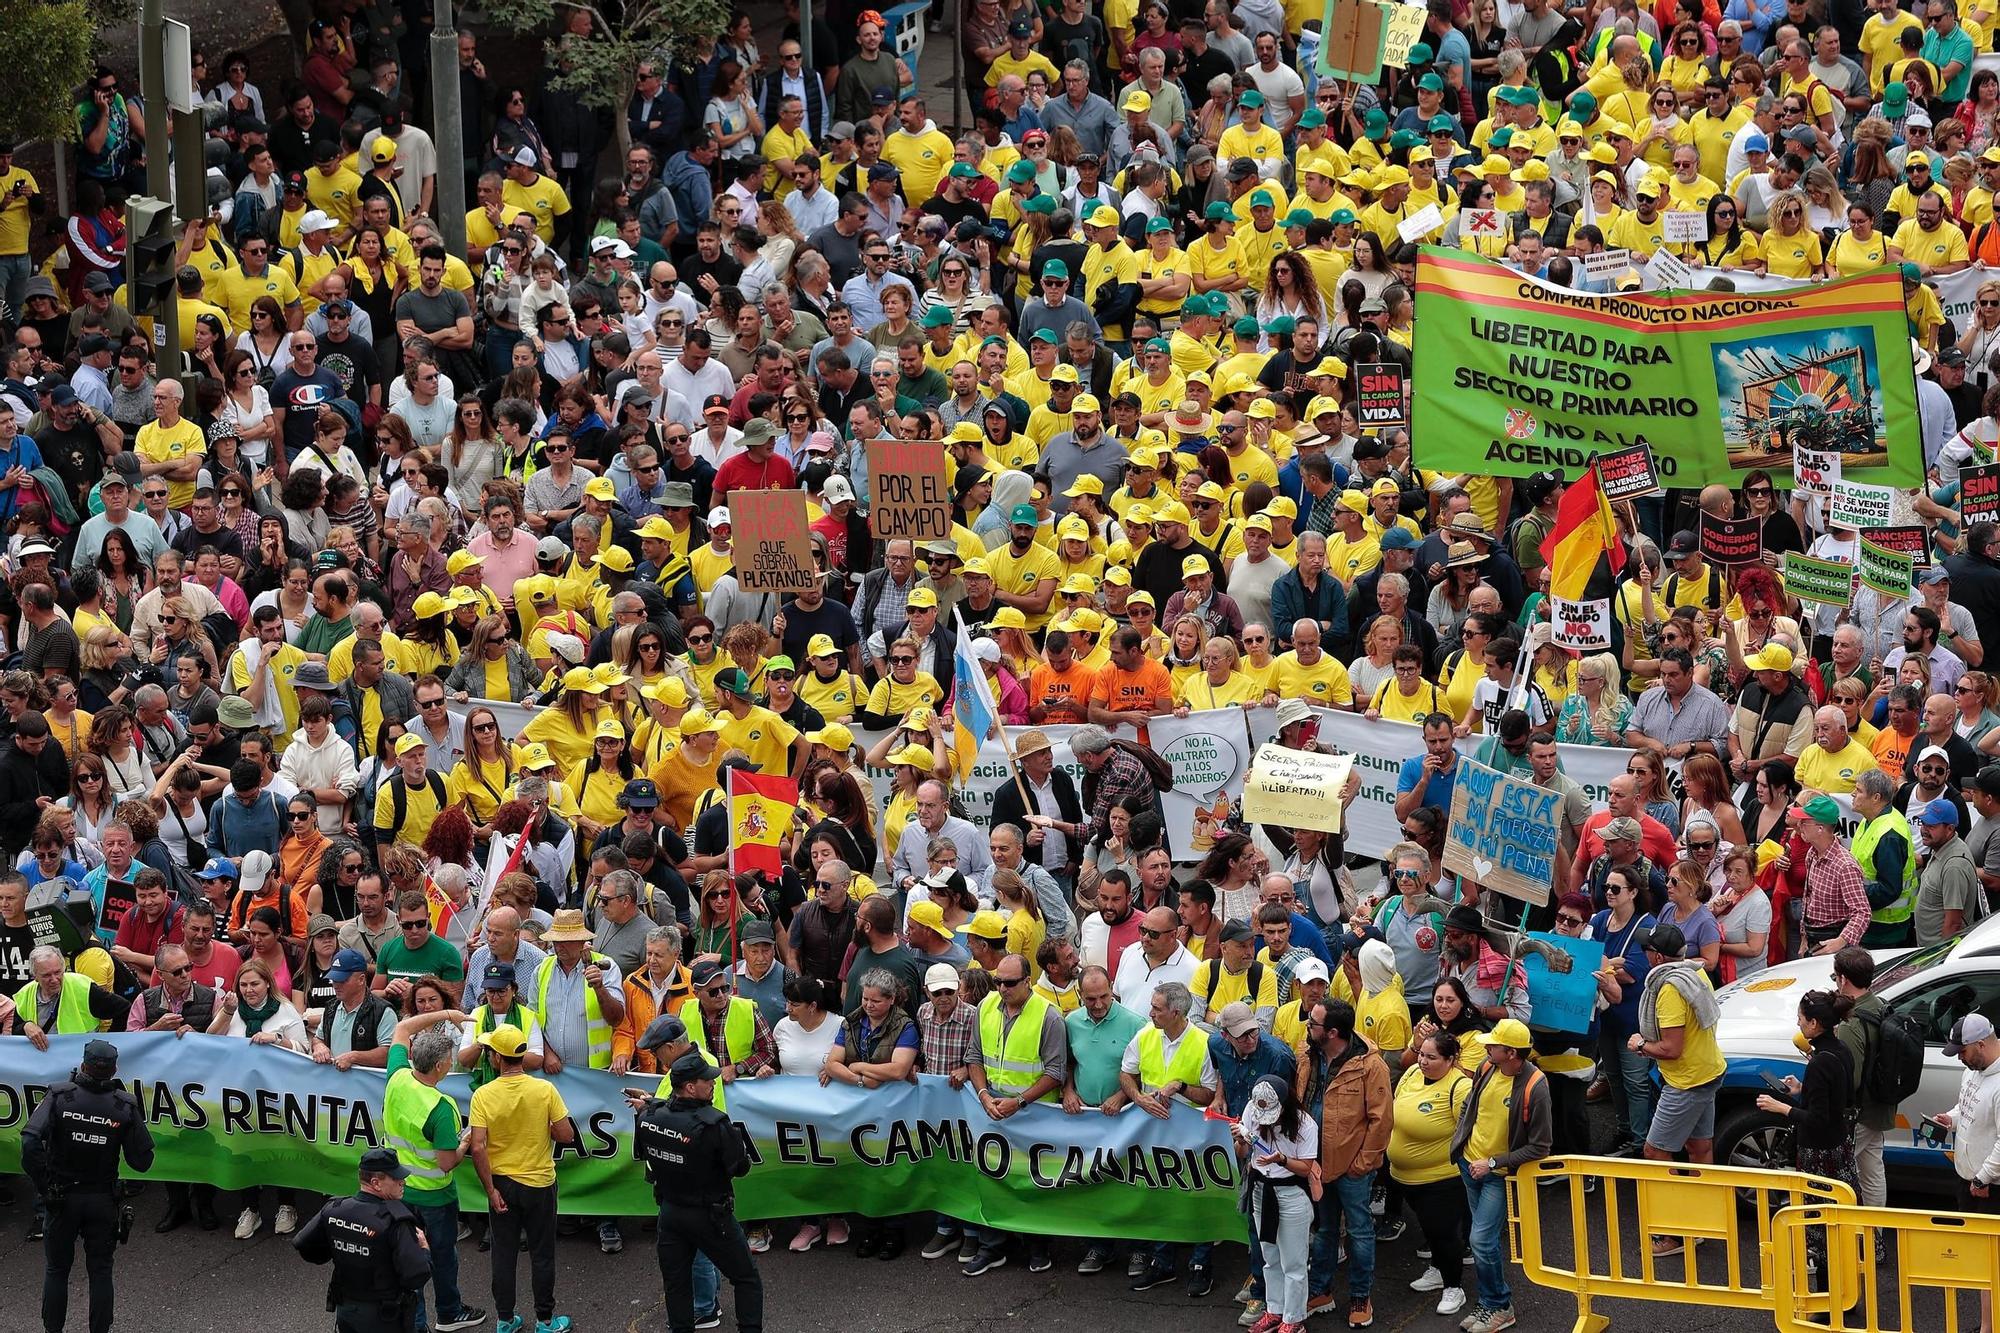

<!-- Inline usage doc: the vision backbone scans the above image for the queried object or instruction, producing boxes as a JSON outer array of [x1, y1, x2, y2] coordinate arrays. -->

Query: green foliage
[[485, 0, 730, 114], [0, 0, 99, 145]]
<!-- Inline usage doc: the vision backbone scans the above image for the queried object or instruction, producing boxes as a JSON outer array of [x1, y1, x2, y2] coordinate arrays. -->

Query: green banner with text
[[1411, 250, 1922, 488]]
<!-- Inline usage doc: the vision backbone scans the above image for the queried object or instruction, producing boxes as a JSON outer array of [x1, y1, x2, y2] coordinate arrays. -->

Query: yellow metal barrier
[[1508, 1155, 1859, 1333], [1769, 1204, 2000, 1333]]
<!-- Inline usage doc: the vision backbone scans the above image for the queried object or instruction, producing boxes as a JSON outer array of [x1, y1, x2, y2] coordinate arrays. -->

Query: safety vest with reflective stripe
[[12, 974, 97, 1035], [1136, 1022, 1208, 1097], [382, 1067, 453, 1190], [1852, 809, 1919, 925], [653, 1021, 729, 1111], [534, 953, 614, 1069], [978, 991, 1056, 1101]]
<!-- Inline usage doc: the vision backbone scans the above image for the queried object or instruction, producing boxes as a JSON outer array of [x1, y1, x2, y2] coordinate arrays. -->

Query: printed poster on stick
[[1410, 252, 1921, 488], [729, 489, 817, 594], [865, 440, 953, 541], [1355, 363, 1407, 428], [1146, 709, 1255, 863], [1830, 479, 1895, 531], [1240, 744, 1353, 835], [1378, 0, 1429, 67], [1858, 537, 1915, 597], [1443, 757, 1559, 905], [1781, 551, 1855, 607], [1964, 462, 2000, 526], [1550, 595, 1611, 650], [1597, 442, 1660, 500], [1699, 512, 1764, 566], [1867, 524, 1929, 566], [1794, 446, 1839, 497]]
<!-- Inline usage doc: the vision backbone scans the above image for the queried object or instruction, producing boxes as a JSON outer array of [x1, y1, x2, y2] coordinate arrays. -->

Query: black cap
[[358, 1146, 412, 1180], [1219, 918, 1255, 943], [1521, 469, 1563, 505], [638, 1013, 689, 1050], [1973, 764, 2000, 798], [82, 1038, 119, 1069], [670, 1050, 720, 1087], [1643, 922, 1687, 957], [1665, 529, 1698, 557], [1443, 905, 1485, 935], [1352, 437, 1390, 461], [619, 778, 661, 809], [481, 961, 517, 989]]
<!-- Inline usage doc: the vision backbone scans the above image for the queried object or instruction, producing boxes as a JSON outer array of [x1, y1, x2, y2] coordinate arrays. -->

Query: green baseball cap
[[1146, 216, 1174, 234], [949, 162, 980, 180], [1240, 89, 1266, 108], [1029, 327, 1058, 343], [1428, 114, 1458, 135], [1204, 200, 1234, 221], [1042, 257, 1069, 281], [1363, 107, 1389, 139], [1407, 41, 1434, 65], [1283, 208, 1315, 227], [1249, 189, 1275, 208], [1390, 128, 1423, 150], [1800, 794, 1842, 827], [1330, 207, 1358, 225], [1299, 107, 1326, 129], [1264, 316, 1296, 336], [1145, 337, 1172, 353], [1021, 193, 1055, 214], [1418, 72, 1444, 93], [921, 304, 954, 327], [1009, 503, 1039, 525], [1233, 315, 1260, 337]]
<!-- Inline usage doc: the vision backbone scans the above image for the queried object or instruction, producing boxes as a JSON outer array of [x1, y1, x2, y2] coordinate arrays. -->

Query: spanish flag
[[1538, 458, 1625, 602], [728, 768, 797, 878]]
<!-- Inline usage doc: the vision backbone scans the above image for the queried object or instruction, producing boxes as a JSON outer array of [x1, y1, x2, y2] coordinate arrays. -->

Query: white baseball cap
[[299, 210, 334, 233], [707, 507, 731, 527], [512, 146, 538, 167]]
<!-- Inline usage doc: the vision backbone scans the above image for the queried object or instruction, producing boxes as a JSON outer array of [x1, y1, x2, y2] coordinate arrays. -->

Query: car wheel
[[1716, 1103, 1795, 1203]]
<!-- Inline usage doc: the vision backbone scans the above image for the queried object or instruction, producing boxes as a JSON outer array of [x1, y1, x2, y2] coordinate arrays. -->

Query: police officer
[[293, 1147, 434, 1333], [22, 1037, 154, 1333], [634, 1050, 764, 1333]]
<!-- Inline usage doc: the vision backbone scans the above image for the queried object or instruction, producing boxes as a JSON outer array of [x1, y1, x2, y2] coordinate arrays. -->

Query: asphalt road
[[0, 1173, 1882, 1333]]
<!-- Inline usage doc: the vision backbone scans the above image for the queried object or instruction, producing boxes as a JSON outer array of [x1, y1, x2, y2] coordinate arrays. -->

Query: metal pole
[[431, 0, 466, 257], [140, 0, 170, 202]]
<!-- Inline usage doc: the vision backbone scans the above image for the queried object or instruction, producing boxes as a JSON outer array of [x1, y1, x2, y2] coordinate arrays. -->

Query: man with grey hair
[[889, 780, 992, 893], [388, 512, 450, 632], [987, 823, 1075, 942], [383, 1003, 486, 1333], [1070, 723, 1161, 847], [509, 776, 578, 897], [1121, 976, 1218, 1291], [592, 868, 651, 976], [1039, 59, 1117, 157]]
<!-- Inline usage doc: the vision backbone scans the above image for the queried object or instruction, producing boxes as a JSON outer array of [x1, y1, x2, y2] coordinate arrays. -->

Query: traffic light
[[124, 195, 177, 319]]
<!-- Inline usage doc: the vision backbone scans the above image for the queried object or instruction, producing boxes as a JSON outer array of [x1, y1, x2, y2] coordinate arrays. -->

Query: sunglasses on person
[[1554, 913, 1586, 928], [688, 632, 713, 644], [1138, 926, 1170, 939], [289, 810, 315, 823], [400, 918, 430, 932]]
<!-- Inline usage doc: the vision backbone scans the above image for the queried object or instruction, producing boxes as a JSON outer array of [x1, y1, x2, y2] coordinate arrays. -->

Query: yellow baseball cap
[[1129, 447, 1160, 469], [596, 544, 635, 573], [1153, 500, 1192, 524], [593, 717, 625, 741], [677, 710, 724, 737], [562, 665, 606, 693], [1060, 572, 1098, 595], [1336, 490, 1369, 514], [636, 516, 677, 542], [644, 677, 690, 707], [447, 586, 481, 609], [1125, 504, 1154, 526], [807, 722, 855, 750], [412, 591, 447, 619], [1103, 564, 1132, 586], [594, 662, 631, 687], [1267, 496, 1298, 519], [962, 557, 992, 578], [1246, 397, 1277, 419], [806, 633, 838, 658], [394, 732, 427, 756], [1072, 393, 1100, 413], [446, 549, 484, 575], [584, 476, 617, 500], [891, 742, 937, 768], [1181, 553, 1210, 577], [1064, 474, 1104, 497], [990, 606, 1028, 630], [907, 586, 939, 609], [517, 742, 558, 769]]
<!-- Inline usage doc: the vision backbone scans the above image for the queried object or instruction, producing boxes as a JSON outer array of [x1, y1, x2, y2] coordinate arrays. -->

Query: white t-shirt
[[774, 1013, 841, 1078]]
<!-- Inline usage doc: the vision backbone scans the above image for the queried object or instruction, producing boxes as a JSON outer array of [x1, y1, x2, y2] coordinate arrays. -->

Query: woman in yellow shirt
[[1388, 1033, 1474, 1295], [444, 615, 537, 703], [1762, 190, 1826, 279], [1828, 203, 1890, 275], [1163, 615, 1208, 695], [649, 711, 722, 836], [398, 591, 459, 678], [630, 677, 691, 772], [517, 667, 605, 773], [567, 717, 639, 844], [684, 616, 727, 709], [448, 705, 515, 836], [798, 636, 865, 723], [863, 638, 946, 724], [1700, 196, 1763, 270], [993, 869, 1047, 980], [1174, 636, 1259, 711], [1368, 648, 1449, 721]]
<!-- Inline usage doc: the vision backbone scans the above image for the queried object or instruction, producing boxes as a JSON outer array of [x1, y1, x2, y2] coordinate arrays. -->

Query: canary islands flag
[[728, 768, 798, 877], [1538, 457, 1626, 602], [950, 614, 1002, 783]]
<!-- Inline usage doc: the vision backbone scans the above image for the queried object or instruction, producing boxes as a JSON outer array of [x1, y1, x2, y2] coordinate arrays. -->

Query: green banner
[[1858, 538, 1914, 598], [1410, 250, 1922, 488], [0, 1034, 1245, 1242], [1781, 552, 1856, 608]]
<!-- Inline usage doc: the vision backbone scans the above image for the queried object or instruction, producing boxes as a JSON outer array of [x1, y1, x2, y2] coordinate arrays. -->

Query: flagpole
[[953, 608, 1036, 815]]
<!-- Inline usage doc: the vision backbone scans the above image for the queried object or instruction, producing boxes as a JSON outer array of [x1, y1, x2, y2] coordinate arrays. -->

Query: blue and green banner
[[0, 1034, 1245, 1241]]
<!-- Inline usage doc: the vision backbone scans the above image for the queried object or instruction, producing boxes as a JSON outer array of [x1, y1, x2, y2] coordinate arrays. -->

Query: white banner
[[1146, 708, 1257, 861]]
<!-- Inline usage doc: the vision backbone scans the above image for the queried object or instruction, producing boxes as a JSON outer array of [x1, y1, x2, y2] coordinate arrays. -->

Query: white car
[[1710, 911, 2000, 1189]]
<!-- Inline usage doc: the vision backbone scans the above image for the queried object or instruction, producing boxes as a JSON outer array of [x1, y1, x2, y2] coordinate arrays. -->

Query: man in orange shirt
[[1026, 630, 1097, 724], [1086, 627, 1176, 745], [1869, 685, 1924, 783]]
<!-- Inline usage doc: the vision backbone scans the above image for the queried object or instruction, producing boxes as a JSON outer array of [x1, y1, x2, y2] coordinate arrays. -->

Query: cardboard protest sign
[[1550, 595, 1611, 650], [865, 440, 953, 541], [1699, 512, 1764, 566], [1378, 0, 1429, 67], [1793, 446, 1839, 497], [97, 879, 137, 938], [1147, 709, 1256, 862], [1355, 363, 1407, 427], [1522, 932, 1607, 1034], [1643, 248, 1692, 290], [1867, 524, 1929, 565], [1964, 462, 2000, 526], [1858, 537, 1915, 597], [1461, 209, 1502, 238], [1830, 479, 1895, 530], [1781, 551, 1855, 607], [730, 489, 817, 594], [1661, 211, 1709, 244], [1443, 756, 1559, 905], [1597, 442, 1660, 500], [1316, 0, 1388, 81], [1241, 744, 1353, 835]]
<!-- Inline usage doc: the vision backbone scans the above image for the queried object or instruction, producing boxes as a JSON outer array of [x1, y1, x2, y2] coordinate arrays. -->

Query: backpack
[[385, 771, 450, 842], [1203, 957, 1264, 1008], [1856, 1006, 1925, 1108]]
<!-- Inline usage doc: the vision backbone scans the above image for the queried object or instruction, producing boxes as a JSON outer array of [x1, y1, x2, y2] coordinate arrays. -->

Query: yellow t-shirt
[[218, 264, 302, 332], [1358, 979, 1411, 1056], [1218, 123, 1284, 170], [986, 49, 1060, 89], [1463, 1068, 1517, 1163], [866, 674, 945, 718], [1189, 955, 1279, 1018], [1174, 670, 1260, 710], [761, 125, 817, 194], [984, 541, 1062, 631], [1655, 976, 1727, 1088], [502, 174, 573, 243], [373, 767, 447, 849], [449, 754, 516, 826], [225, 642, 306, 739], [1793, 738, 1877, 794], [715, 704, 798, 776], [1326, 532, 1382, 583], [1134, 245, 1190, 316], [1272, 651, 1354, 707], [1863, 11, 1925, 89], [1370, 676, 1448, 723], [0, 167, 37, 255], [135, 417, 207, 511], [327, 629, 403, 686], [881, 128, 954, 205], [1388, 1065, 1471, 1185], [306, 165, 364, 228], [1891, 219, 1970, 269], [469, 1071, 569, 1187], [1761, 229, 1823, 280]]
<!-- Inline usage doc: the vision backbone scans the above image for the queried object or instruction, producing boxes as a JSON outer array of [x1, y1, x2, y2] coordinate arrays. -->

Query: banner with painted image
[[0, 1036, 1244, 1241], [1146, 708, 1256, 862], [1411, 251, 1921, 488]]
